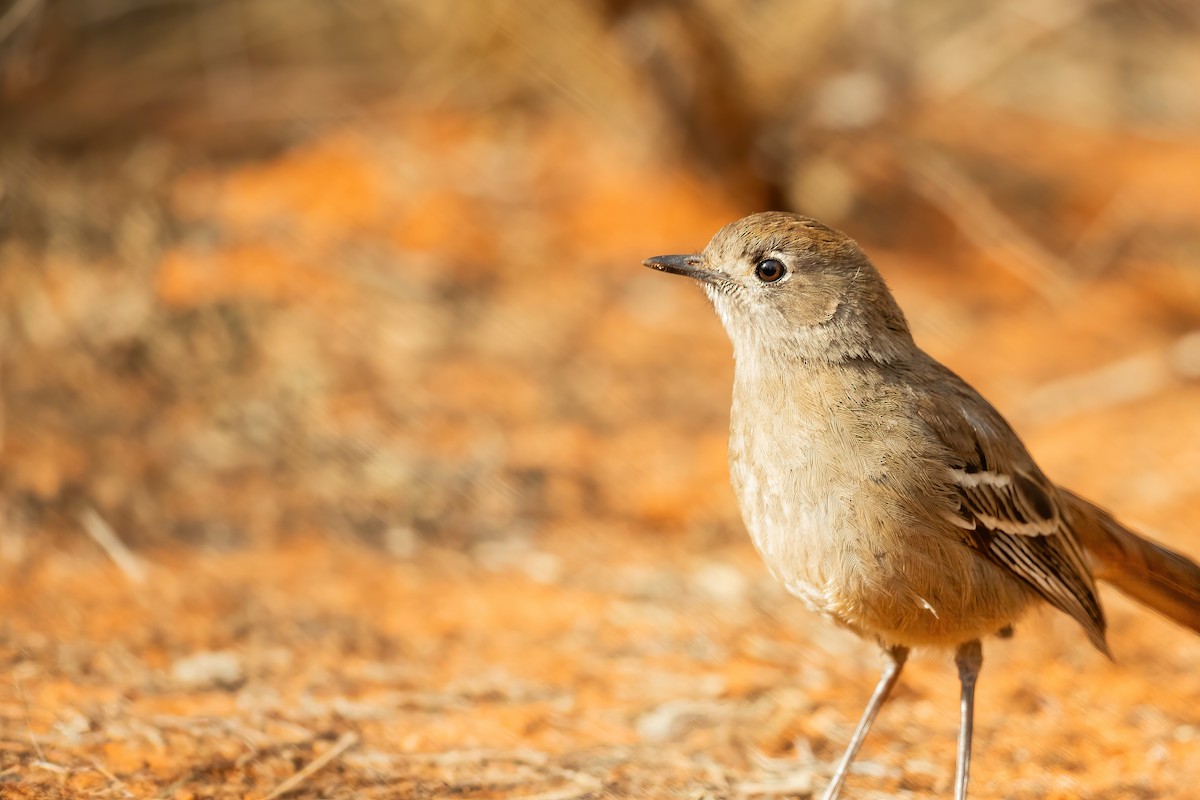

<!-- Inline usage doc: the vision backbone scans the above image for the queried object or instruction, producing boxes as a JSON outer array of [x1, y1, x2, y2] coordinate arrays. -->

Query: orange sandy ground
[[3, 111, 1200, 798], [4, 526, 1200, 799]]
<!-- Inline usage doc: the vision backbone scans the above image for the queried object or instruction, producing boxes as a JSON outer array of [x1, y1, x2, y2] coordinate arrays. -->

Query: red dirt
[[2, 112, 1199, 798]]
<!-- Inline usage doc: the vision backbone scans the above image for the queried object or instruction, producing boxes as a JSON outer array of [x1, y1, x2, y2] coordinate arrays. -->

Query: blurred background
[[3, 2, 1200, 798]]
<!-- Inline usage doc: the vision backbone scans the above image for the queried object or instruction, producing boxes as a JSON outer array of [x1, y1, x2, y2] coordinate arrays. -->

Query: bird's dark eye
[[755, 258, 786, 283]]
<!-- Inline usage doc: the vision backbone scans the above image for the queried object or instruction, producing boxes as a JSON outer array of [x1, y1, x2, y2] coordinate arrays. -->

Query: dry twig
[[263, 731, 359, 800], [1069, 188, 1145, 278], [0, 0, 40, 46], [85, 756, 131, 796], [79, 506, 147, 585], [512, 773, 603, 800], [1019, 331, 1200, 424], [388, 747, 552, 767], [736, 771, 817, 797], [905, 150, 1074, 303], [917, 0, 1116, 101]]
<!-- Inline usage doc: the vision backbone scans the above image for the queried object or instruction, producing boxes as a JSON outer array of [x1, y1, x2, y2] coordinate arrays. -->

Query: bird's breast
[[728, 382, 886, 605]]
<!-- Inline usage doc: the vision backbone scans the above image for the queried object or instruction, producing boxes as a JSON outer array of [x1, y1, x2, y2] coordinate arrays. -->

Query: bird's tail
[[1067, 490, 1200, 635]]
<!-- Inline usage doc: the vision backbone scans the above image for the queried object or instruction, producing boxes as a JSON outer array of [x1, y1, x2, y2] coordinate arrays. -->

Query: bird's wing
[[912, 366, 1109, 653]]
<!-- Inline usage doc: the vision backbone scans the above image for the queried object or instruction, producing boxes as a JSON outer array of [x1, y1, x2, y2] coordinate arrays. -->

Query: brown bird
[[643, 211, 1200, 799]]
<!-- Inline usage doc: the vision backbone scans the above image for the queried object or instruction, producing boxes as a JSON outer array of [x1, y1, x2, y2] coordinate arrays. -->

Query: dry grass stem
[[1069, 189, 1145, 277], [905, 150, 1074, 302], [85, 756, 130, 794], [512, 774, 603, 800], [1020, 332, 1200, 424], [79, 507, 148, 585], [0, 0, 40, 45], [917, 0, 1114, 100], [736, 771, 817, 797], [262, 731, 359, 800]]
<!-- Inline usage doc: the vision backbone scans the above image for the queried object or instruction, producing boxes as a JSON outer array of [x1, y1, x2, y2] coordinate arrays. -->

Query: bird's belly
[[730, 451, 854, 612], [729, 448, 1033, 647]]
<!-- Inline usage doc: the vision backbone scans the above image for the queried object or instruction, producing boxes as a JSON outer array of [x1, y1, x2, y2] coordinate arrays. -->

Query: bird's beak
[[642, 254, 716, 282]]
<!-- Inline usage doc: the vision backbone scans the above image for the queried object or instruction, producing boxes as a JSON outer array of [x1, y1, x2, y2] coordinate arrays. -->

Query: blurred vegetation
[[2, 0, 1200, 552]]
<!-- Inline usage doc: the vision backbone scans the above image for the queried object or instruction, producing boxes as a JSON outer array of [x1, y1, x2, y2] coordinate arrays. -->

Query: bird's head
[[644, 211, 914, 364]]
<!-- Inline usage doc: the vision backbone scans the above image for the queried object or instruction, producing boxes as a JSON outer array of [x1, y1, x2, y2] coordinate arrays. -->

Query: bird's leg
[[953, 639, 984, 800], [820, 644, 909, 800]]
